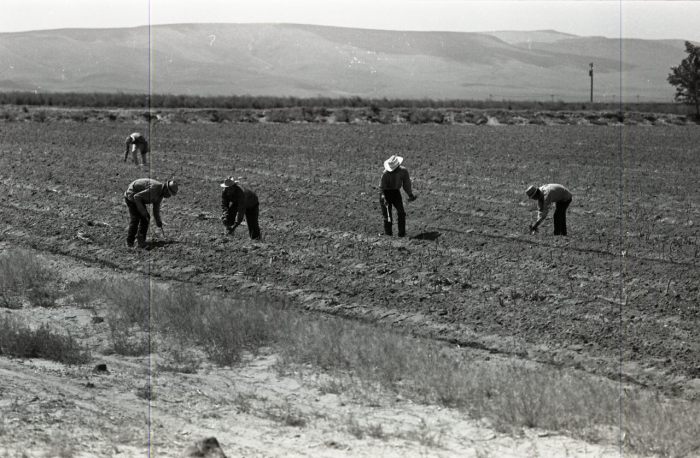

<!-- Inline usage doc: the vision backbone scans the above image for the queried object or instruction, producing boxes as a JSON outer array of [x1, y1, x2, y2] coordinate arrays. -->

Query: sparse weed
[[318, 377, 347, 395], [414, 418, 443, 448], [99, 280, 277, 364], [135, 383, 154, 401], [65, 279, 104, 308], [0, 316, 90, 364], [201, 300, 273, 365], [622, 391, 700, 457], [274, 312, 700, 457], [47, 444, 76, 458], [345, 414, 365, 439], [5, 250, 694, 457], [102, 279, 151, 328], [150, 286, 208, 341], [108, 321, 151, 356], [367, 422, 387, 440], [156, 344, 201, 374], [233, 393, 255, 414], [265, 401, 307, 428], [0, 249, 60, 308]]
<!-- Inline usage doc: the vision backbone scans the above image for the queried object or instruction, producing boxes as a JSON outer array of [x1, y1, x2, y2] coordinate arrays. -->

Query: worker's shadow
[[144, 240, 179, 250], [410, 231, 441, 241]]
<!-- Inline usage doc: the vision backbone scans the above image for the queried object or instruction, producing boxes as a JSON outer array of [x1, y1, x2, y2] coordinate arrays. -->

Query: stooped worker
[[379, 155, 416, 237], [124, 132, 150, 166], [526, 183, 572, 236], [124, 178, 178, 248], [220, 176, 261, 240]]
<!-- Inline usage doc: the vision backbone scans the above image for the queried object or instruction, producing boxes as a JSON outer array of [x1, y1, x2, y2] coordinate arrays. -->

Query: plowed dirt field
[[1, 121, 698, 398]]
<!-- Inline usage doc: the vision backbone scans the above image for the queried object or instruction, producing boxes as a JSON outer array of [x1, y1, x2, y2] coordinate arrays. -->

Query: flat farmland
[[1, 121, 698, 396]]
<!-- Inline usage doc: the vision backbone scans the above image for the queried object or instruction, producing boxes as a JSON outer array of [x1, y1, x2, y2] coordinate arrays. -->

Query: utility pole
[[589, 63, 594, 103]]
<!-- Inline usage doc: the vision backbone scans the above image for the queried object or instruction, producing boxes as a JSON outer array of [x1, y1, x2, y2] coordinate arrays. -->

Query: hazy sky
[[2, 0, 699, 41]]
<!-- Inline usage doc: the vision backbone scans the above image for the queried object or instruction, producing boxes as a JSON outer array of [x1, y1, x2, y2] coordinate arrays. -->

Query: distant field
[[0, 90, 694, 114], [1, 121, 698, 397]]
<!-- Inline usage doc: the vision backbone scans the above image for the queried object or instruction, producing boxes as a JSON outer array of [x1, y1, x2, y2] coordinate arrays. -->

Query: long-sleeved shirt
[[221, 183, 259, 225], [379, 166, 413, 196], [124, 178, 167, 226], [535, 183, 572, 224], [125, 133, 149, 157]]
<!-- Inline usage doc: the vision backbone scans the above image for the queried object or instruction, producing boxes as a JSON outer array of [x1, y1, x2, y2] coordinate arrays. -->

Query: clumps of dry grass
[[264, 401, 308, 427], [196, 298, 274, 365], [0, 316, 90, 364], [345, 414, 387, 441], [135, 382, 155, 401], [98, 280, 276, 362], [12, 247, 692, 456], [0, 249, 60, 308], [275, 315, 700, 457], [622, 391, 700, 457]]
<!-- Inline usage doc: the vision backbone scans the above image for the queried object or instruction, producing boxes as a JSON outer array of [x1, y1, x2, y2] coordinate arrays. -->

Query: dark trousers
[[245, 205, 261, 240], [125, 198, 149, 246], [380, 189, 406, 237], [131, 144, 149, 166], [553, 199, 571, 236], [226, 204, 261, 240]]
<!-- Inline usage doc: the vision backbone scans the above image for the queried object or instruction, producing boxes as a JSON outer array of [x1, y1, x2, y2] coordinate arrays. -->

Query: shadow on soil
[[144, 240, 180, 250], [410, 231, 441, 241]]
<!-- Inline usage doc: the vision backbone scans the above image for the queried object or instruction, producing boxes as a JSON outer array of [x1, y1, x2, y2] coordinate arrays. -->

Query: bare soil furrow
[[1, 121, 699, 400]]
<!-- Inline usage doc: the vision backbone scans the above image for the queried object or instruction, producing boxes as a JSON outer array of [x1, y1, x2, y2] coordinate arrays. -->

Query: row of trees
[[0, 91, 690, 114], [0, 92, 614, 110]]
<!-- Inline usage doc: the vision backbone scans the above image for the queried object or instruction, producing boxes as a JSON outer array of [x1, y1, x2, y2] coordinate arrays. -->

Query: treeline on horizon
[[0, 90, 688, 114]]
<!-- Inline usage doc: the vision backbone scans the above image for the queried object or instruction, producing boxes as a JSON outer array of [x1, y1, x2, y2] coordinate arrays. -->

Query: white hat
[[383, 155, 403, 172], [220, 176, 239, 188], [167, 180, 179, 195]]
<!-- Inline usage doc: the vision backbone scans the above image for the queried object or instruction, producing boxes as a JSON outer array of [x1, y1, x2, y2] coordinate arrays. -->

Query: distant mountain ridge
[[0, 23, 690, 101]]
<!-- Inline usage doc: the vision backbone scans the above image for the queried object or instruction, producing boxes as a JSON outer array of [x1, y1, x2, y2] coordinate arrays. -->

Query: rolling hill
[[0, 23, 691, 101]]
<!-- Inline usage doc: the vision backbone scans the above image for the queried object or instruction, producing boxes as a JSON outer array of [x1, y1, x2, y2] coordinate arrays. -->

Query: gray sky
[[2, 0, 699, 41]]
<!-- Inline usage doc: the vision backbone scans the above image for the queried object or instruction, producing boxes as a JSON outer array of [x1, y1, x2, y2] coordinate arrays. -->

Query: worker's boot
[[397, 214, 406, 237]]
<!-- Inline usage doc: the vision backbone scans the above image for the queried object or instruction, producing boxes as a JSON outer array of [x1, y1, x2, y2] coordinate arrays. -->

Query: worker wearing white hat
[[379, 155, 416, 237]]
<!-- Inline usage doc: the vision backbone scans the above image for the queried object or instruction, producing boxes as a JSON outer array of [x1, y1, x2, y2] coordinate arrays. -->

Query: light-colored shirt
[[124, 178, 166, 226], [536, 183, 572, 223], [125, 132, 148, 151]]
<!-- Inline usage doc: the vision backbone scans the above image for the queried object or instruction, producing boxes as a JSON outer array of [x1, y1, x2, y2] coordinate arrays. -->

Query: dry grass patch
[[0, 316, 90, 365], [0, 249, 60, 308], [98, 280, 276, 361], [275, 314, 700, 457], [623, 393, 700, 457], [264, 401, 308, 428], [9, 249, 696, 456]]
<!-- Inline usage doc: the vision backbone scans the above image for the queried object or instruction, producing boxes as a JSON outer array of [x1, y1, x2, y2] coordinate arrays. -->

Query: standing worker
[[124, 178, 178, 248], [124, 132, 150, 166], [220, 176, 261, 240], [526, 183, 572, 236], [379, 155, 416, 237]]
